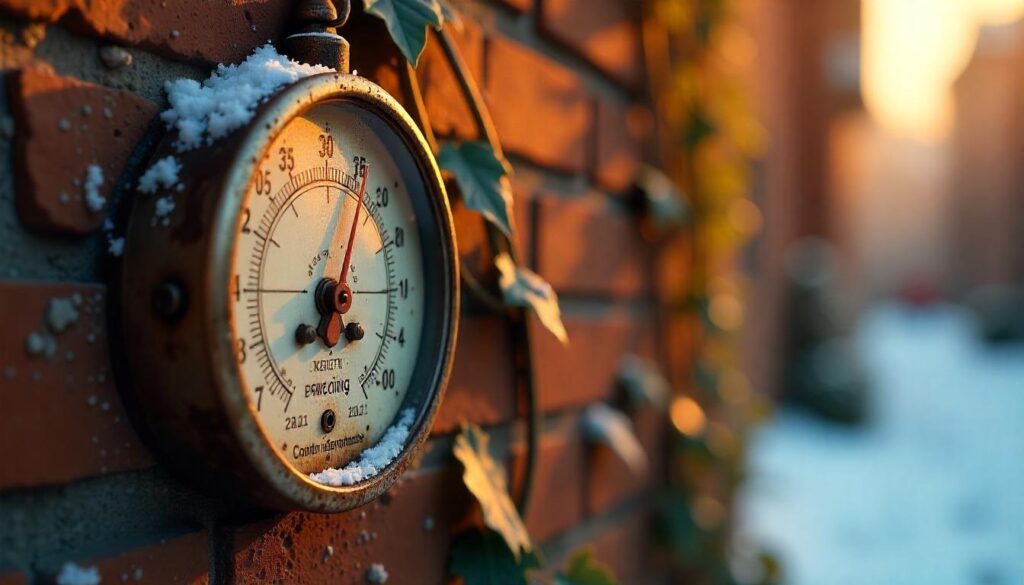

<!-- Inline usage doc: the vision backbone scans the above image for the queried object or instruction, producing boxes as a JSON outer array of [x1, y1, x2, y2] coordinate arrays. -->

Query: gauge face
[[229, 100, 440, 478]]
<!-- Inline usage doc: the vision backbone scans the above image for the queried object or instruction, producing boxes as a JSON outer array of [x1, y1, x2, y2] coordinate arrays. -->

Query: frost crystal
[[56, 562, 100, 585], [107, 236, 125, 257], [310, 409, 415, 486], [366, 563, 389, 584], [138, 155, 181, 194], [47, 297, 79, 332], [154, 196, 176, 224], [83, 164, 105, 212], [160, 43, 332, 152]]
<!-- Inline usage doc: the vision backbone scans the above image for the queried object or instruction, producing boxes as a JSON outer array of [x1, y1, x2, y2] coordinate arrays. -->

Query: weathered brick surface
[[8, 69, 158, 235], [657, 233, 693, 303], [539, 0, 644, 87], [592, 512, 657, 585], [594, 97, 648, 193], [532, 310, 656, 413], [42, 532, 210, 585], [587, 406, 666, 516], [232, 468, 470, 584], [432, 316, 516, 435], [536, 195, 652, 297], [486, 37, 593, 173], [0, 0, 292, 64], [666, 313, 700, 388], [0, 281, 153, 488], [511, 421, 585, 542], [417, 21, 485, 141], [0, 1, 682, 581], [496, 0, 532, 11]]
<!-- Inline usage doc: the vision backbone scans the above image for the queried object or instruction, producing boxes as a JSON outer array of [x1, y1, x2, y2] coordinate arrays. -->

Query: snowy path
[[737, 304, 1024, 585]]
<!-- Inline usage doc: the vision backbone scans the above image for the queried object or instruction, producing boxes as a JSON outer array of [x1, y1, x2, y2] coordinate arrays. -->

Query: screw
[[321, 409, 336, 433], [152, 281, 185, 321], [295, 324, 317, 345], [344, 321, 364, 341]]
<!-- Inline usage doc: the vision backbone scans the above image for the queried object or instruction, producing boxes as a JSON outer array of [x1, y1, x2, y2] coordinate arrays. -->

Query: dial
[[231, 101, 432, 477]]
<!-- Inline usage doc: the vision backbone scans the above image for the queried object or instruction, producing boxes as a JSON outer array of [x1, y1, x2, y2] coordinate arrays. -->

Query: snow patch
[[47, 297, 80, 333], [160, 43, 332, 152], [153, 196, 176, 226], [56, 562, 100, 585], [107, 236, 125, 257], [138, 155, 181, 194], [83, 164, 105, 213], [310, 408, 415, 486], [366, 563, 389, 584]]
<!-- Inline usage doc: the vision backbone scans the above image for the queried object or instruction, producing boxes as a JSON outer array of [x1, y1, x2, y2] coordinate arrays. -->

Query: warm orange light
[[670, 396, 707, 437], [862, 0, 1024, 142]]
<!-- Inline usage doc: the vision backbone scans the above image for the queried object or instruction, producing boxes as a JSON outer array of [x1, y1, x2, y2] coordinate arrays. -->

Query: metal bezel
[[120, 73, 458, 512]]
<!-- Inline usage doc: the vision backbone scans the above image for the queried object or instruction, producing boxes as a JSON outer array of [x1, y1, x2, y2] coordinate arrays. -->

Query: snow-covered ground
[[737, 303, 1024, 585]]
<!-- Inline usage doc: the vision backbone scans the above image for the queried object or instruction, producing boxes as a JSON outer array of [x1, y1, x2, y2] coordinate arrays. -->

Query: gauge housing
[[117, 74, 459, 512]]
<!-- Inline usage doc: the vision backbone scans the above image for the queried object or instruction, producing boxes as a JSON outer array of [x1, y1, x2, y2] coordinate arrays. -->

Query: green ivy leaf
[[363, 0, 443, 66], [449, 529, 541, 585], [554, 547, 619, 585], [437, 141, 514, 239], [453, 423, 533, 560], [581, 403, 648, 476], [618, 353, 671, 411], [494, 252, 568, 345]]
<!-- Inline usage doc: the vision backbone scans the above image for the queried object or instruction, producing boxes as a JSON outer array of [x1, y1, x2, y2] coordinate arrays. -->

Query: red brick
[[591, 512, 657, 585], [496, 0, 532, 11], [532, 310, 655, 413], [665, 313, 700, 388], [539, 0, 644, 87], [348, 11, 404, 102], [417, 21, 485, 140], [0, 281, 153, 488], [510, 420, 585, 542], [586, 406, 666, 515], [45, 532, 210, 585], [594, 98, 651, 193], [535, 195, 652, 297], [432, 316, 516, 435], [486, 37, 593, 173], [0, 0, 292, 64], [657, 233, 693, 304], [0, 571, 26, 585], [8, 69, 158, 235], [233, 468, 471, 584]]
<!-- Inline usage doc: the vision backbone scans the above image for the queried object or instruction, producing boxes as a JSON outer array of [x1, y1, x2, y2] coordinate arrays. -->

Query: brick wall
[[0, 1, 686, 582]]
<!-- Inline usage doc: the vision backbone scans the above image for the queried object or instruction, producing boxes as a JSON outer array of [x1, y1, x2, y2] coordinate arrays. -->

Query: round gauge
[[118, 74, 458, 512]]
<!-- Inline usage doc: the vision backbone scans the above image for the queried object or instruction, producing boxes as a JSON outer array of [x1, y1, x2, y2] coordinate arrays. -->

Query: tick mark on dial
[[243, 288, 308, 294]]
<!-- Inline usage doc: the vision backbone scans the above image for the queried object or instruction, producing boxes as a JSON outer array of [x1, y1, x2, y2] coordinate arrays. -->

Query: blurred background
[[715, 0, 1024, 583]]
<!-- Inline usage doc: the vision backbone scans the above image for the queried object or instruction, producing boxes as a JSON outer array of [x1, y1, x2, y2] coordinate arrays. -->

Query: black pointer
[[242, 288, 309, 294]]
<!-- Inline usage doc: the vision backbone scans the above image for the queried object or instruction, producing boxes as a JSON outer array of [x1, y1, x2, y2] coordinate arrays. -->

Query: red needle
[[339, 165, 370, 285], [316, 165, 370, 347]]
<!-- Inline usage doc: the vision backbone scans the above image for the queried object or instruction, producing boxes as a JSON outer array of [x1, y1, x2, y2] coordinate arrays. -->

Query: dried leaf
[[581, 403, 648, 476], [449, 529, 541, 585], [554, 547, 618, 585], [618, 353, 671, 411], [362, 0, 443, 66], [453, 423, 533, 560], [437, 141, 514, 239], [494, 252, 568, 345]]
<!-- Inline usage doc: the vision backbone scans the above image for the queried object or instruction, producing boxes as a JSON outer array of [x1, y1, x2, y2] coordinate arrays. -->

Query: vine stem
[[398, 26, 539, 518]]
